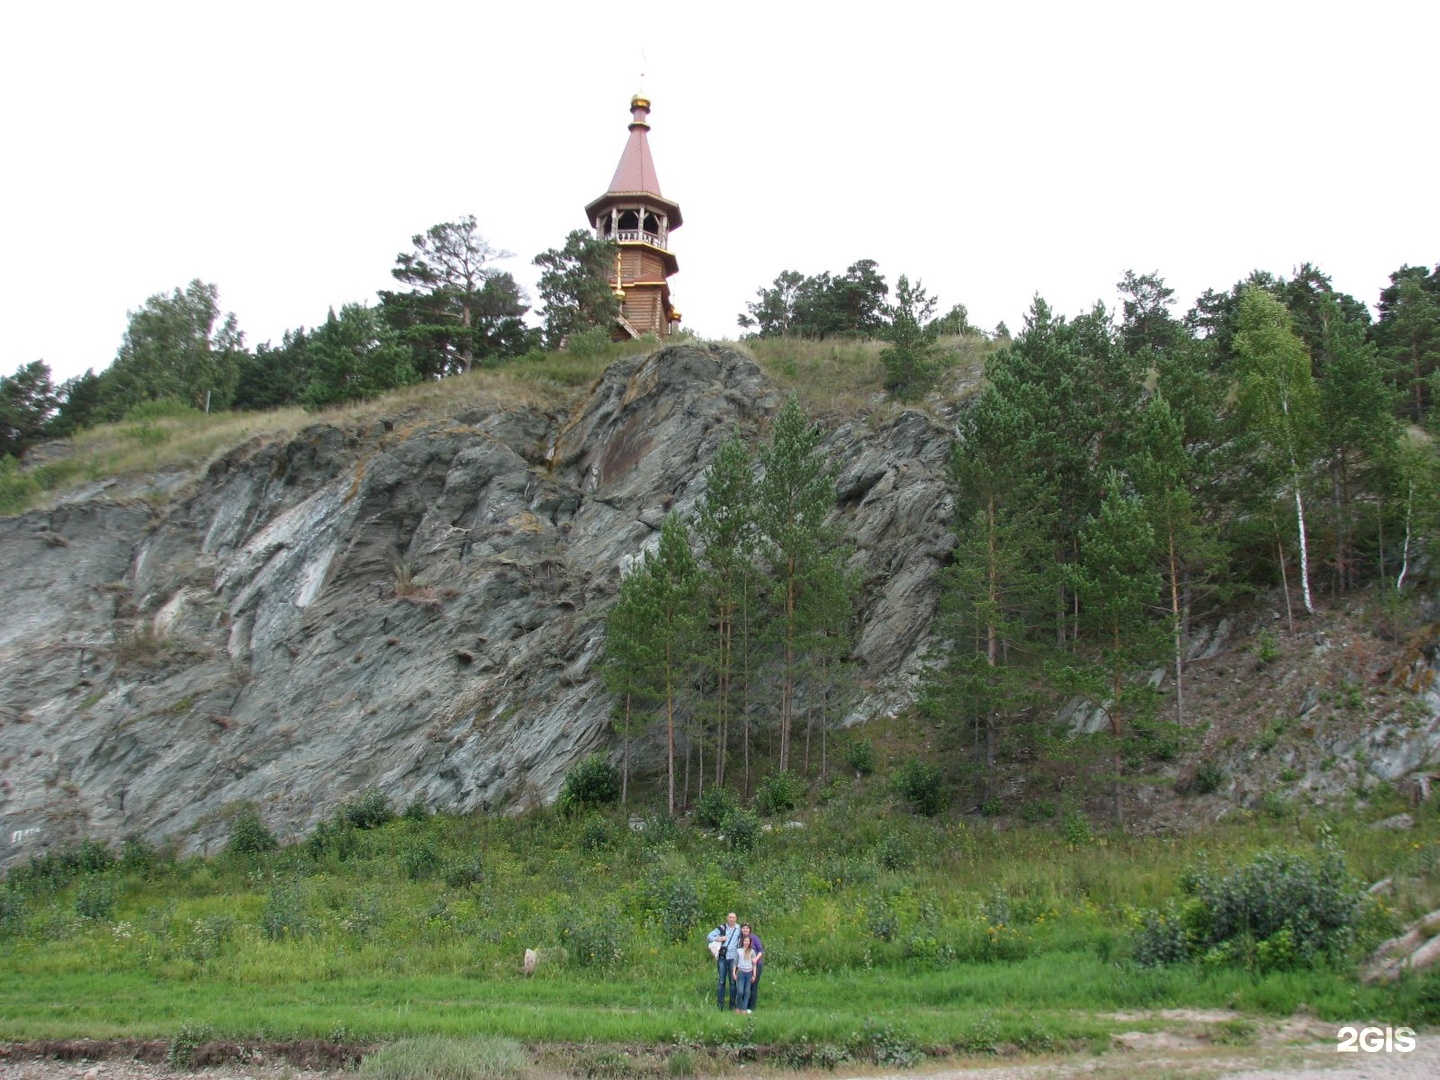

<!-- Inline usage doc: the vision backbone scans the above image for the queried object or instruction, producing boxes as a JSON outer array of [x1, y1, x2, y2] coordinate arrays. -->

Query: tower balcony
[[613, 229, 667, 248]]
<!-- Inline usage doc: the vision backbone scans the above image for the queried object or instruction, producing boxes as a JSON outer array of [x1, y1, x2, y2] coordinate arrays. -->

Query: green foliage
[[755, 770, 804, 816], [303, 304, 419, 409], [1253, 627, 1280, 664], [1060, 811, 1094, 846], [1191, 761, 1227, 795], [400, 836, 443, 881], [0, 887, 26, 938], [344, 789, 396, 830], [225, 805, 278, 856], [74, 875, 117, 921], [101, 280, 243, 418], [849, 1021, 920, 1068], [557, 754, 621, 814], [874, 828, 915, 871], [1019, 800, 1058, 824], [842, 738, 874, 776], [0, 360, 59, 459], [694, 786, 737, 829], [166, 1023, 217, 1070], [738, 260, 889, 339], [892, 758, 944, 816], [723, 808, 760, 853], [442, 853, 485, 891], [533, 230, 621, 349], [644, 873, 701, 943], [880, 274, 940, 400], [359, 1035, 529, 1080], [1133, 842, 1364, 970], [261, 879, 312, 940], [386, 216, 533, 375], [0, 454, 41, 514], [564, 906, 623, 968]]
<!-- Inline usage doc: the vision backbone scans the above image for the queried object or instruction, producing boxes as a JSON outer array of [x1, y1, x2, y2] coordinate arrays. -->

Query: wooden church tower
[[586, 93, 683, 339]]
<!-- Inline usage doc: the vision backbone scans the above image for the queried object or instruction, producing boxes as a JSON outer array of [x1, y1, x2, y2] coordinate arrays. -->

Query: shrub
[[442, 853, 486, 891], [360, 1035, 529, 1080], [1019, 800, 1057, 824], [344, 789, 396, 830], [74, 875, 117, 921], [565, 906, 623, 968], [261, 879, 311, 940], [73, 838, 116, 874], [226, 805, 278, 856], [0, 887, 26, 938], [694, 785, 737, 828], [557, 755, 620, 814], [1191, 761, 1226, 794], [755, 770, 803, 816], [1060, 810, 1093, 846], [875, 829, 915, 871], [892, 759, 944, 816], [1133, 841, 1363, 970], [843, 738, 875, 776], [400, 837, 442, 881], [649, 874, 701, 942], [167, 1023, 217, 1070], [723, 808, 760, 853], [980, 797, 1004, 817]]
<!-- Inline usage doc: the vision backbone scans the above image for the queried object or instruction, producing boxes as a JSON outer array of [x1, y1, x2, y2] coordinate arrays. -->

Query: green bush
[[1019, 800, 1057, 824], [0, 887, 26, 938], [442, 853, 486, 891], [892, 759, 944, 816], [1191, 761, 1226, 794], [565, 906, 623, 968], [400, 837, 442, 881], [875, 829, 915, 871], [1133, 842, 1363, 970], [261, 879, 311, 940], [359, 1035, 529, 1080], [694, 785, 737, 828], [1060, 810, 1093, 846], [723, 808, 760, 853], [74, 875, 117, 921], [344, 789, 396, 830], [225, 805, 278, 856], [755, 770, 803, 816], [557, 754, 620, 814], [843, 738, 875, 776]]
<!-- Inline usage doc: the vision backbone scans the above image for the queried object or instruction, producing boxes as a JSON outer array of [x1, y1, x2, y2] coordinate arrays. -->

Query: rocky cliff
[[0, 345, 957, 862]]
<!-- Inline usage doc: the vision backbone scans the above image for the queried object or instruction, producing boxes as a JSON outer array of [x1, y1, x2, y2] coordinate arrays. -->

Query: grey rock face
[[0, 345, 956, 863]]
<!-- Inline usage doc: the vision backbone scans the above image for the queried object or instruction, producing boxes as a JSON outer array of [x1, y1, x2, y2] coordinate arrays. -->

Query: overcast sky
[[3, 1, 1437, 383]]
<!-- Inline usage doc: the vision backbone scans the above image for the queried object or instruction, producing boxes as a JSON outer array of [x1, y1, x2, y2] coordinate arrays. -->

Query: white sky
[[3, 1, 1437, 383]]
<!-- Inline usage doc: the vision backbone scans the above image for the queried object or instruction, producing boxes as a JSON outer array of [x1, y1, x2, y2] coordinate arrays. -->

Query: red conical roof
[[607, 95, 663, 196]]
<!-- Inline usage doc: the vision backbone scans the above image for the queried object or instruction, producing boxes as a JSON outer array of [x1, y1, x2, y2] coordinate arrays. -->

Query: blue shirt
[[706, 923, 741, 959]]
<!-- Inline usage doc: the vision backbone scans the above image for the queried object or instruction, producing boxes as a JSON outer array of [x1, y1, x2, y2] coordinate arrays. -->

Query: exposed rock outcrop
[[0, 345, 956, 862]]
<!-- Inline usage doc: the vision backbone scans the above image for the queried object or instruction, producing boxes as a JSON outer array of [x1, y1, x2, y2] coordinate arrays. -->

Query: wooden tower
[[585, 93, 683, 339]]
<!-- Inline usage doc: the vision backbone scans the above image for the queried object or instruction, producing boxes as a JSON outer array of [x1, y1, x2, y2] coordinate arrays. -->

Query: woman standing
[[732, 932, 757, 1014]]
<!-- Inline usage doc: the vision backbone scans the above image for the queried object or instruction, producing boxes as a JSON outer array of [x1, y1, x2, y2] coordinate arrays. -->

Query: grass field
[[3, 780, 1438, 1060]]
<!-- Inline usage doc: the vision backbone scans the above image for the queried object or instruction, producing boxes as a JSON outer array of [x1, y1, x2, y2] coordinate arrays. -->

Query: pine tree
[[636, 514, 700, 814], [693, 432, 757, 790], [755, 395, 842, 774]]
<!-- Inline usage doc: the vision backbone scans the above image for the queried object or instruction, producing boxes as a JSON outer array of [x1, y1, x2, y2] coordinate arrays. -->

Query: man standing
[[741, 922, 765, 1009], [705, 913, 741, 1009]]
